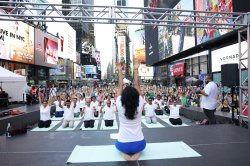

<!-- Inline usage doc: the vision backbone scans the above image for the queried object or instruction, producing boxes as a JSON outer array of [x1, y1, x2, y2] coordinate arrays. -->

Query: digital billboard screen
[[0, 20, 34, 64]]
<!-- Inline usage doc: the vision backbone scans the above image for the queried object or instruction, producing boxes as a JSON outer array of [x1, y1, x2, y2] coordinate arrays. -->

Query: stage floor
[[0, 124, 250, 166]]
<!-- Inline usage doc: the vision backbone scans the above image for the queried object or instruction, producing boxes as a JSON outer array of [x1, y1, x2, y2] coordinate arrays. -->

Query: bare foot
[[130, 153, 141, 161], [123, 153, 132, 161]]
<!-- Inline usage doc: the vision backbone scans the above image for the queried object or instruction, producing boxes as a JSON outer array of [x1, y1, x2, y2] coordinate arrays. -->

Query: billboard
[[35, 29, 58, 68], [0, 20, 34, 64], [50, 58, 66, 76], [138, 64, 154, 77], [195, 0, 233, 45], [46, 22, 76, 62], [134, 29, 146, 63], [158, 0, 195, 61], [84, 65, 97, 74], [45, 37, 58, 65], [145, 26, 159, 66], [211, 41, 248, 72], [117, 36, 126, 70]]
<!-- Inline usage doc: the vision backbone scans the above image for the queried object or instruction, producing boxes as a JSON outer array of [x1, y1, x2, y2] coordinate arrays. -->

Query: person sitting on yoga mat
[[169, 99, 183, 125], [60, 99, 75, 128], [115, 59, 146, 161], [144, 97, 159, 124], [154, 94, 164, 115], [103, 101, 116, 127], [54, 95, 64, 117], [83, 98, 96, 128], [73, 95, 80, 117], [38, 96, 53, 128]]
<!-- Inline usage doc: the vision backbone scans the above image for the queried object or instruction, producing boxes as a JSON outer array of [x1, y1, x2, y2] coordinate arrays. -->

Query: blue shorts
[[115, 139, 146, 154]]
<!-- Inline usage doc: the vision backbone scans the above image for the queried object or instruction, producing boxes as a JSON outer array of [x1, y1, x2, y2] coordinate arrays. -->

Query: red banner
[[173, 63, 186, 76]]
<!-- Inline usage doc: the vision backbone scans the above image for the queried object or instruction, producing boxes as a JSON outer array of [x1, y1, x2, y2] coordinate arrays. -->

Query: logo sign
[[173, 63, 186, 76]]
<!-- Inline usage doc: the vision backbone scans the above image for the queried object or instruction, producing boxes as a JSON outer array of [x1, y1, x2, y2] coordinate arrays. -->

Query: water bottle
[[6, 123, 12, 138]]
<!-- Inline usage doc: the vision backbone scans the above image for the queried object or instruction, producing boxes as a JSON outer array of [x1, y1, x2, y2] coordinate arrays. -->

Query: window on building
[[200, 62, 208, 74]]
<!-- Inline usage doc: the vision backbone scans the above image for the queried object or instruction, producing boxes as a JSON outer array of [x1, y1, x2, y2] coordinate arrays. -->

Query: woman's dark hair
[[121, 86, 139, 120]]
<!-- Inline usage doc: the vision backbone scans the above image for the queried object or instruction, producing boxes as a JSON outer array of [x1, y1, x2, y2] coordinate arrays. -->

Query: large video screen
[[195, 0, 233, 45], [158, 0, 195, 60], [44, 37, 58, 65], [0, 21, 34, 64]]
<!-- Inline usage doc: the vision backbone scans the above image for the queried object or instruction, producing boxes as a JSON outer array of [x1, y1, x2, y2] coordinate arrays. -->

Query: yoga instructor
[[115, 59, 146, 161]]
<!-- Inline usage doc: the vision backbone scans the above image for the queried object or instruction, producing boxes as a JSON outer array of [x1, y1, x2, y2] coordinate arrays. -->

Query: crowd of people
[[34, 59, 248, 161]]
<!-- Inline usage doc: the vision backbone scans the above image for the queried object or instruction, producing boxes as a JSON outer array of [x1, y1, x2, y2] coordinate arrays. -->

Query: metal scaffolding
[[0, 1, 248, 28]]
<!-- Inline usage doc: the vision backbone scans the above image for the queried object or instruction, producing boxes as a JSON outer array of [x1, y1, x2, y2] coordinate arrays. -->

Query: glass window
[[200, 62, 208, 74], [192, 57, 199, 64], [193, 64, 199, 76], [200, 55, 208, 63]]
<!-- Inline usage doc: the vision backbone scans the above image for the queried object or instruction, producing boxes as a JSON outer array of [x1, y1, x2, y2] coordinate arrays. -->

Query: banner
[[117, 36, 126, 70], [195, 0, 233, 44], [0, 21, 34, 64], [95, 51, 101, 64]]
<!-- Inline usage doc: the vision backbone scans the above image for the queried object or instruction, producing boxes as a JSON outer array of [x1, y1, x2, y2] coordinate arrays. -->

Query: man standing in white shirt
[[144, 97, 159, 124], [198, 75, 219, 124]]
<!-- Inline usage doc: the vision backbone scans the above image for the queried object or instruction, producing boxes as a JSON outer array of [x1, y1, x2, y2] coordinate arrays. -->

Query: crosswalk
[[31, 113, 192, 132]]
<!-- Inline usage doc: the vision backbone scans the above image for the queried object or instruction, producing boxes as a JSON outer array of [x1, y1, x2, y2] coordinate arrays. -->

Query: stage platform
[[0, 124, 250, 166]]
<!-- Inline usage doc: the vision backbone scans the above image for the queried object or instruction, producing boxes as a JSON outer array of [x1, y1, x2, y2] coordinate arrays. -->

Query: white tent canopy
[[0, 67, 27, 102]]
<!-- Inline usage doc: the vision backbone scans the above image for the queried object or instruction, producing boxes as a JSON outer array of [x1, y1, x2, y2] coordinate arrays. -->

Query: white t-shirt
[[79, 98, 86, 109], [54, 101, 64, 112], [84, 106, 94, 121], [144, 103, 157, 117], [72, 102, 80, 113], [169, 105, 181, 119], [116, 96, 144, 143], [154, 99, 163, 109], [103, 106, 115, 120], [63, 105, 74, 121], [40, 105, 51, 121], [201, 82, 219, 110], [90, 101, 99, 111]]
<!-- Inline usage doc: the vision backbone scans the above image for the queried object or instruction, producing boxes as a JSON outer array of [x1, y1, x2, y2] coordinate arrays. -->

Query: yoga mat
[[100, 120, 119, 130], [66, 141, 201, 163], [55, 121, 81, 131], [51, 116, 63, 121], [156, 114, 169, 119], [141, 119, 165, 128], [110, 133, 119, 140], [31, 121, 60, 132], [80, 120, 99, 130], [74, 116, 83, 121], [161, 118, 189, 127]]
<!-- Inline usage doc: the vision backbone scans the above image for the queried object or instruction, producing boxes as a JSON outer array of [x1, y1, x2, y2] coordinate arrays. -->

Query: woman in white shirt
[[83, 99, 96, 128], [115, 60, 146, 161], [169, 99, 183, 125], [103, 101, 115, 127], [38, 96, 53, 128]]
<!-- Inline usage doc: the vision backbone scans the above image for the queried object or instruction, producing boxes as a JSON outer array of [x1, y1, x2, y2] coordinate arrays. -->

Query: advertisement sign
[[84, 65, 96, 74], [45, 37, 58, 65], [46, 22, 76, 62], [173, 62, 186, 76], [145, 26, 159, 66], [138, 64, 154, 77], [50, 58, 66, 75], [134, 29, 146, 63], [195, 0, 233, 45], [211, 41, 248, 72], [35, 29, 58, 68], [95, 51, 101, 64], [0, 20, 34, 64], [118, 36, 126, 69], [158, 0, 195, 60], [76, 52, 81, 64]]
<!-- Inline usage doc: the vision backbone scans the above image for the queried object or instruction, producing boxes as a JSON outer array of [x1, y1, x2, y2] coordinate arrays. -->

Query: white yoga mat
[[161, 118, 189, 127], [55, 121, 81, 131], [100, 120, 119, 130], [156, 114, 170, 119], [80, 120, 99, 130], [74, 116, 83, 121], [31, 121, 60, 132], [51, 116, 64, 121], [141, 119, 165, 128], [110, 133, 119, 140], [66, 141, 201, 163]]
